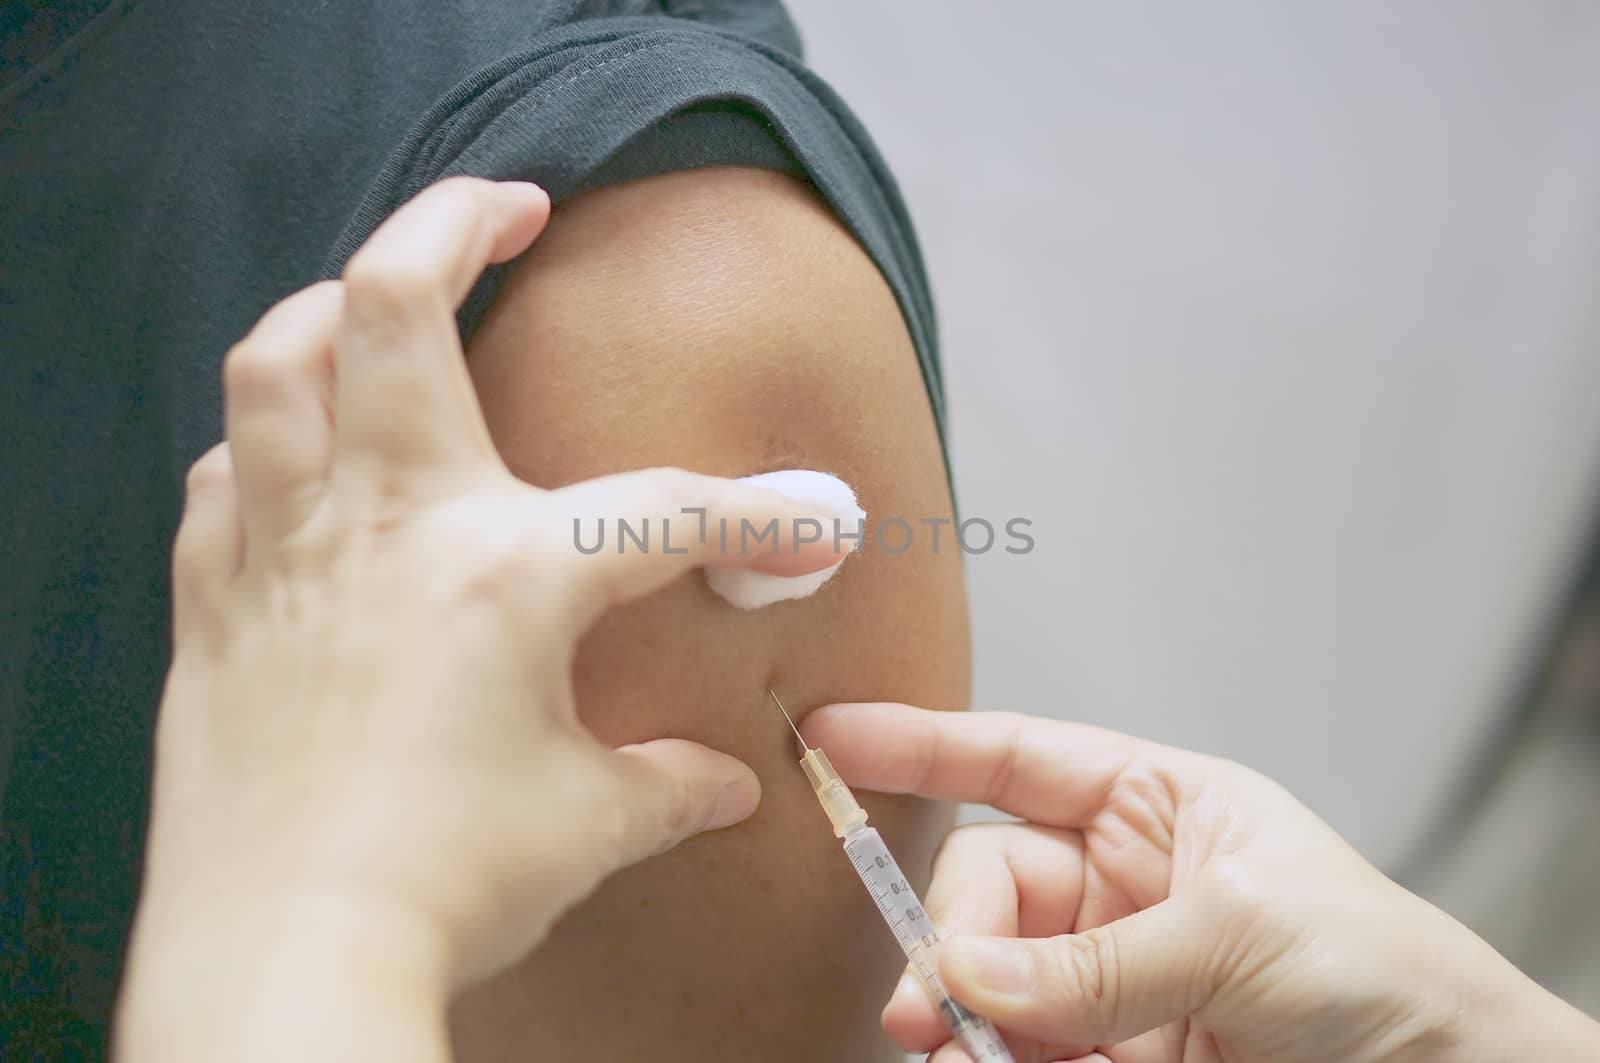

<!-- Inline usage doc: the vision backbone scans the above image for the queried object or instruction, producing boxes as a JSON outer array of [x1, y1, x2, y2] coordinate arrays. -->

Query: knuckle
[[224, 285, 343, 405], [656, 773, 697, 844], [981, 720, 1024, 806], [427, 174, 497, 208], [1113, 757, 1184, 846], [1196, 857, 1273, 925], [301, 277, 345, 300], [925, 825, 998, 929], [593, 786, 635, 857], [610, 467, 719, 548], [1049, 928, 1118, 1018], [171, 506, 228, 593], [1190, 858, 1293, 998], [344, 177, 497, 312], [341, 254, 442, 313], [643, 466, 709, 518], [929, 822, 987, 871], [222, 337, 297, 400], [184, 443, 232, 494], [463, 523, 567, 610], [170, 518, 204, 573], [594, 774, 678, 865]]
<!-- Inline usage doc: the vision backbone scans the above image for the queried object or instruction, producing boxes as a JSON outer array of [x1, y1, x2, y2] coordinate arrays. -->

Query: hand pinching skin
[[118, 178, 846, 1063]]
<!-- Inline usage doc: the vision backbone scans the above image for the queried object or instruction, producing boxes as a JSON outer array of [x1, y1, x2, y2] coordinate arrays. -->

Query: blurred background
[[788, 0, 1600, 1016]]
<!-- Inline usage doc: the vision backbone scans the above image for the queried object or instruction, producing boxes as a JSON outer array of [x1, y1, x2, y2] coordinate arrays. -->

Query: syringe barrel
[[840, 826, 1015, 1063]]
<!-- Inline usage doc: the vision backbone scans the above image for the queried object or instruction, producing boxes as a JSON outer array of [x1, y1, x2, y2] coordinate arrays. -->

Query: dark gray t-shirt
[[0, 1, 940, 1053]]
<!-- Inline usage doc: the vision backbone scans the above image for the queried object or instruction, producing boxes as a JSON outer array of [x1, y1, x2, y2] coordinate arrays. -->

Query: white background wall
[[788, 1, 1600, 869]]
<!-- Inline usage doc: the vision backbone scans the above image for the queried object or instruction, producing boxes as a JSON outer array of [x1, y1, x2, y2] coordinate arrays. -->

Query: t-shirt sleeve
[[317, 14, 946, 453]]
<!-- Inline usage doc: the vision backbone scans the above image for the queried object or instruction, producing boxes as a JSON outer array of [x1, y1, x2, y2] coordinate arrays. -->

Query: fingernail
[[947, 936, 1033, 995], [498, 180, 549, 209], [705, 779, 760, 830], [735, 469, 866, 525]]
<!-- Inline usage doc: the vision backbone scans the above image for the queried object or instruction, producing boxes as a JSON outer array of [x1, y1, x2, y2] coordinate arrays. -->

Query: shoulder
[[465, 165, 947, 505], [452, 164, 970, 1060]]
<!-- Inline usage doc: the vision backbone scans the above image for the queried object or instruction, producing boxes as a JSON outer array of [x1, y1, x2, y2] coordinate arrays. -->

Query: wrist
[[1436, 923, 1600, 1062], [1465, 978, 1600, 1061], [118, 887, 453, 1063]]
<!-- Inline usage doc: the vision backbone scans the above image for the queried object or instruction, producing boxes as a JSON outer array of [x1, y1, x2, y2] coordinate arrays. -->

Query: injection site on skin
[[705, 470, 865, 609]]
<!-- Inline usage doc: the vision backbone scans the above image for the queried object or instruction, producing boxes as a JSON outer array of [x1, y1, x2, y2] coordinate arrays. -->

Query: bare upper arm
[[454, 167, 969, 1062]]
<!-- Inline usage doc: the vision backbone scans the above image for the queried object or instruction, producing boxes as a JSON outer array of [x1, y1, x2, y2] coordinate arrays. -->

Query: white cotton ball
[[704, 470, 865, 610]]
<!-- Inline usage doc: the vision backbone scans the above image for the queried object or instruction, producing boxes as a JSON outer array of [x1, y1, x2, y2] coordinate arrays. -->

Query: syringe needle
[[766, 687, 807, 754]]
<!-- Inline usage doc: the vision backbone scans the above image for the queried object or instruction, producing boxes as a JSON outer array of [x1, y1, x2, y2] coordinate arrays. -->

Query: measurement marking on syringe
[[766, 688, 1016, 1063]]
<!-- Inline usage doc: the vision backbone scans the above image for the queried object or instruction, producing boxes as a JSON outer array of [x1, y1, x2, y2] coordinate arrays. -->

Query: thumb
[[939, 895, 1216, 1046], [608, 739, 762, 865]]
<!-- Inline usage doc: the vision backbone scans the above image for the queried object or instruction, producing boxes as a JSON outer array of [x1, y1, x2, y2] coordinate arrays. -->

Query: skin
[[806, 702, 1600, 1063], [118, 175, 1596, 1063], [451, 167, 971, 1060], [119, 178, 858, 1063]]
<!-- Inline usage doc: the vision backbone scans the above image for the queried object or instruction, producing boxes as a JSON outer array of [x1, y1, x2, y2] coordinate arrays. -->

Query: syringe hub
[[799, 746, 869, 838]]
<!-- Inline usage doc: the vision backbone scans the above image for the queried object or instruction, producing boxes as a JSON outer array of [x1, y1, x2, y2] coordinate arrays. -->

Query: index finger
[[800, 702, 1156, 828], [336, 177, 550, 475]]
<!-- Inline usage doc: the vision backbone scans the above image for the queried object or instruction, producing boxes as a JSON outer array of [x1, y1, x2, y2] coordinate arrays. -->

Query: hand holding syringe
[[767, 689, 1016, 1063]]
